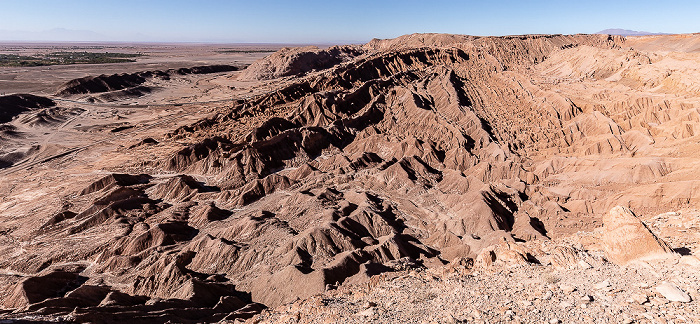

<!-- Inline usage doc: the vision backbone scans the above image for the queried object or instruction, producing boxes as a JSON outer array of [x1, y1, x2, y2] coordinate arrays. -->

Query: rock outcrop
[[0, 94, 56, 123], [601, 206, 675, 265], [238, 45, 364, 80]]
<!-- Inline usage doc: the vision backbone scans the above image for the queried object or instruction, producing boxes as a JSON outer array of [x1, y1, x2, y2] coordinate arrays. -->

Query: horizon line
[[1, 31, 697, 46]]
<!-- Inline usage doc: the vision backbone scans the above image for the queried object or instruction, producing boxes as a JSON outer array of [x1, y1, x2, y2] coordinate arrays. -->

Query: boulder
[[601, 206, 674, 265], [655, 282, 692, 303]]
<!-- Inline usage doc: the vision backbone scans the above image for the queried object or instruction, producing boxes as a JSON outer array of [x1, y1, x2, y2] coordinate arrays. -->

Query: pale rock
[[655, 282, 691, 303], [474, 239, 530, 268], [594, 280, 611, 290], [356, 307, 376, 317], [559, 284, 576, 294], [577, 260, 593, 269], [627, 293, 648, 304], [542, 291, 553, 300], [601, 206, 675, 265], [549, 245, 585, 270], [442, 315, 458, 324]]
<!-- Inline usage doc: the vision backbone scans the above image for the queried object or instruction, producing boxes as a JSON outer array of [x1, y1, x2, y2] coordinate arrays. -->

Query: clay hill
[[55, 65, 239, 102], [1, 33, 700, 323]]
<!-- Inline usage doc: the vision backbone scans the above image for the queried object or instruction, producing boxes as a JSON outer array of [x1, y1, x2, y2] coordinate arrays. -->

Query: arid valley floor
[[1, 34, 700, 323]]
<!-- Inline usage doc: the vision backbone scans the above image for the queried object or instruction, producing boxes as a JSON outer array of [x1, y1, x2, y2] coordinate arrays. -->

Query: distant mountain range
[[595, 29, 670, 36], [0, 28, 110, 41], [0, 28, 151, 42]]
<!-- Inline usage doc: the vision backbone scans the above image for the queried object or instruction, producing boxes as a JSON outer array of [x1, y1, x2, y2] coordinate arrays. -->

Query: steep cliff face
[[3, 33, 700, 322], [237, 45, 364, 81]]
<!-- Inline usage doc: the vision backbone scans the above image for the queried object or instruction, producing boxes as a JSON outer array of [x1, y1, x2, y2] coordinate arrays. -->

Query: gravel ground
[[248, 211, 700, 324]]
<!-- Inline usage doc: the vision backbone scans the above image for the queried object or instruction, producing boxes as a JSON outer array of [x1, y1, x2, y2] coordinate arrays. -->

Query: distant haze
[[0, 28, 142, 42], [0, 0, 698, 43], [596, 29, 669, 36]]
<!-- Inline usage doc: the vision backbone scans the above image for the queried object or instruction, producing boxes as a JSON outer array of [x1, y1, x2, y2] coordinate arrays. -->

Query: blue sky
[[0, 0, 698, 43]]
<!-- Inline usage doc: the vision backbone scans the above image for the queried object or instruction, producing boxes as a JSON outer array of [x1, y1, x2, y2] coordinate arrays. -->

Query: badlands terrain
[[0, 33, 700, 323]]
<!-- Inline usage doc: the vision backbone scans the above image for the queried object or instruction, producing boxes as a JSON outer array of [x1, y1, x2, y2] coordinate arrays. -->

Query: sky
[[0, 0, 698, 43]]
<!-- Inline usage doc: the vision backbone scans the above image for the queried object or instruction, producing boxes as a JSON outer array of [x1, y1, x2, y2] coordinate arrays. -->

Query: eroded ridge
[[2, 33, 700, 322]]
